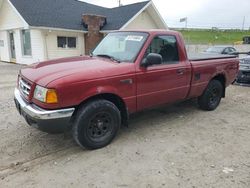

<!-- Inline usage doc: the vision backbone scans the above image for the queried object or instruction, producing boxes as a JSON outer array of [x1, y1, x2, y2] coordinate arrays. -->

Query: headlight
[[34, 85, 58, 104]]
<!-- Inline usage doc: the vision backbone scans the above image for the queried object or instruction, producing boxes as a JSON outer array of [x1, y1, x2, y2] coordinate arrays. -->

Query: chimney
[[82, 14, 107, 55]]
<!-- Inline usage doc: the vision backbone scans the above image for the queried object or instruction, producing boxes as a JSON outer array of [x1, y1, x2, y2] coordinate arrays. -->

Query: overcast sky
[[82, 0, 250, 29]]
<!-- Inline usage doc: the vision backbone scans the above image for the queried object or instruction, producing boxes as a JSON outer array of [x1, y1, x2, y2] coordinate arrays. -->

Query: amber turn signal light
[[46, 89, 58, 104]]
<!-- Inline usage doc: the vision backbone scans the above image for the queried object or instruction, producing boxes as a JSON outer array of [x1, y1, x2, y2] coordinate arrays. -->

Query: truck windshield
[[92, 32, 148, 62]]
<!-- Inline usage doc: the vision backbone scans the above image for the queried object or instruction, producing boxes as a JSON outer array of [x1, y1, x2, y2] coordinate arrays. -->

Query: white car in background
[[204, 46, 237, 55]]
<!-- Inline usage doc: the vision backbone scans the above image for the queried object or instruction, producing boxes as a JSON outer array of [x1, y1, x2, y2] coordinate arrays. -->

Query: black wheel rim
[[208, 87, 221, 106], [87, 112, 114, 142]]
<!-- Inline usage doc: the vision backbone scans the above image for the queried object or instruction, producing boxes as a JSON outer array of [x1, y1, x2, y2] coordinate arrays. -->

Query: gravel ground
[[0, 62, 250, 188]]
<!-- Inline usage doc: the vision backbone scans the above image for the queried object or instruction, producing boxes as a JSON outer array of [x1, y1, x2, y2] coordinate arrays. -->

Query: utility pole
[[242, 16, 245, 30], [118, 0, 121, 7]]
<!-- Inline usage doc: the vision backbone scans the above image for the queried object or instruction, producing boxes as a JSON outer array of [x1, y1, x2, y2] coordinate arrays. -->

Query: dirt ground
[[0, 62, 250, 188]]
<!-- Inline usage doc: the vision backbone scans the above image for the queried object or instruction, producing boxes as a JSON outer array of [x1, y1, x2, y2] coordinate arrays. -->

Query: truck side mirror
[[141, 53, 162, 67]]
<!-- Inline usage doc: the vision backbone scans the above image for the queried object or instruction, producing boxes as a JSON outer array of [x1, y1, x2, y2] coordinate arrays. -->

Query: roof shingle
[[9, 0, 150, 31]]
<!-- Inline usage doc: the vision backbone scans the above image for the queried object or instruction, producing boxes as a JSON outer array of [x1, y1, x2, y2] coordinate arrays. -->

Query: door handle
[[120, 79, 133, 84], [176, 69, 185, 75]]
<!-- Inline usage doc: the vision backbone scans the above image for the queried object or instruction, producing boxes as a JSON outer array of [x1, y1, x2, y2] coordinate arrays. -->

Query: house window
[[21, 30, 32, 56], [57, 36, 77, 48]]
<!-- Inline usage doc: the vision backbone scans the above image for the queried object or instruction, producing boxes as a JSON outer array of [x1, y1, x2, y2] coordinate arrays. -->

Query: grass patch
[[175, 29, 250, 45]]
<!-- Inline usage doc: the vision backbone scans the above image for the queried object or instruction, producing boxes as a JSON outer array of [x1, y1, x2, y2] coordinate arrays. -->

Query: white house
[[0, 0, 167, 64]]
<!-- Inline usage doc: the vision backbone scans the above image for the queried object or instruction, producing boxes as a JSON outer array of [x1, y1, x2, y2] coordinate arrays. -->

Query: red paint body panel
[[188, 58, 239, 98], [134, 31, 192, 110], [135, 62, 191, 110], [19, 30, 239, 113]]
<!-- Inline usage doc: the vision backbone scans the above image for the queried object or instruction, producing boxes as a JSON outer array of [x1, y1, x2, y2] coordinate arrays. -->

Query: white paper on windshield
[[125, 35, 143, 42]]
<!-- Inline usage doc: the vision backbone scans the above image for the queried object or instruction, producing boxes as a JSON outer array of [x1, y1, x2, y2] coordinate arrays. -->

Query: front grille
[[19, 77, 31, 98], [241, 58, 250, 65], [243, 71, 250, 76]]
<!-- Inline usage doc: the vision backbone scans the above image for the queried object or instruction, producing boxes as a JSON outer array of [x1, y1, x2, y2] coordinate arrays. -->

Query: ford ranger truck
[[14, 30, 239, 149]]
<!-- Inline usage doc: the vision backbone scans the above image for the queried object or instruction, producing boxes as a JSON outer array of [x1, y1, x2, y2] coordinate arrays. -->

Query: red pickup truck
[[14, 30, 239, 149]]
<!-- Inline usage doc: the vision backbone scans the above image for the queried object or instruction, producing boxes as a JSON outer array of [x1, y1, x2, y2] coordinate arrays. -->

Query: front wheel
[[198, 80, 223, 111], [72, 99, 121, 150]]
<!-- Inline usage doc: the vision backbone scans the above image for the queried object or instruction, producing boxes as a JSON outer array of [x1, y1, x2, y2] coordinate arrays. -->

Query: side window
[[223, 48, 230, 54], [145, 35, 179, 64], [21, 30, 32, 56], [230, 48, 236, 53], [224, 47, 235, 54]]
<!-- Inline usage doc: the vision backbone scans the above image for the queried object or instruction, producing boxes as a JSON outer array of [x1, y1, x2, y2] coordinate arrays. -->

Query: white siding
[[0, 0, 43, 64], [0, 28, 85, 64], [30, 30, 46, 62], [0, 0, 27, 30], [15, 29, 46, 64], [0, 29, 46, 64], [0, 31, 10, 62], [45, 30, 85, 59], [124, 11, 159, 30]]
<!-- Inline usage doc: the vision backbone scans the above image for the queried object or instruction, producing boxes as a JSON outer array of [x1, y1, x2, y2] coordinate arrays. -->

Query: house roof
[[9, 0, 150, 31]]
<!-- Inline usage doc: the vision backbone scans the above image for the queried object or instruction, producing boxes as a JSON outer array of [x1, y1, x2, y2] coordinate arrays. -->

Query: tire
[[72, 99, 121, 150], [198, 80, 223, 111]]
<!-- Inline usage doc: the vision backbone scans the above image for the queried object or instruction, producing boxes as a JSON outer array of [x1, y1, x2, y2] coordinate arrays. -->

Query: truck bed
[[187, 54, 239, 100], [188, 53, 237, 61]]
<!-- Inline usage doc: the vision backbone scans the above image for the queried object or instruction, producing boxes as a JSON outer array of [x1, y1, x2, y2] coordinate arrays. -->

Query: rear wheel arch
[[198, 79, 223, 111], [211, 74, 226, 97]]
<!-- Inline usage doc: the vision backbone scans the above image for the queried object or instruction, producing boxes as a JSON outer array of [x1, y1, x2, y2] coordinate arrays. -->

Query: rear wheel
[[198, 80, 223, 111], [72, 99, 121, 149]]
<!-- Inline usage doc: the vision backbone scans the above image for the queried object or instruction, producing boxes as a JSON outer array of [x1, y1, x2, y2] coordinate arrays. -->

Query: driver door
[[136, 35, 191, 111]]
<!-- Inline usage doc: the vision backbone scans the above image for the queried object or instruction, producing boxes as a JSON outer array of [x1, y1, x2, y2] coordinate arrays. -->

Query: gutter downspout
[[43, 31, 48, 60]]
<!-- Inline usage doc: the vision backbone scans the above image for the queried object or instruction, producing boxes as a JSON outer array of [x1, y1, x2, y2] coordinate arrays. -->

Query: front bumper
[[236, 70, 250, 83], [14, 88, 75, 133]]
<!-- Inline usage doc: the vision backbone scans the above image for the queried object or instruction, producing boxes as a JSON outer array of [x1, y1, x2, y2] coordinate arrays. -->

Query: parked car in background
[[236, 55, 250, 83], [204, 46, 237, 55]]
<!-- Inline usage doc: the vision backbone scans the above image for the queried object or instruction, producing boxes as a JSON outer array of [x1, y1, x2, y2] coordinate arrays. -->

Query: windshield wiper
[[89, 51, 93, 57], [95, 54, 120, 63]]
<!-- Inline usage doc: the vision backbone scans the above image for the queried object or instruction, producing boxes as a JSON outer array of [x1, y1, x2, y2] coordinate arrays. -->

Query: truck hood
[[21, 56, 135, 86]]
